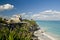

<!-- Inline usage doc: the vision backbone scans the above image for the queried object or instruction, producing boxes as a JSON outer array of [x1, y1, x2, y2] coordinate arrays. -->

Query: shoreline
[[34, 29, 56, 40]]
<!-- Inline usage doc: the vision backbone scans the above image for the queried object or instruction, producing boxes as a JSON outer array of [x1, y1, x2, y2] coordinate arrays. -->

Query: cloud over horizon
[[11, 10, 60, 20], [31, 10, 60, 20], [0, 4, 14, 11]]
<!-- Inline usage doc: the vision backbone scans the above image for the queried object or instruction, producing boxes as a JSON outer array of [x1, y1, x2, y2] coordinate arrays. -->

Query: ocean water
[[36, 20, 60, 40]]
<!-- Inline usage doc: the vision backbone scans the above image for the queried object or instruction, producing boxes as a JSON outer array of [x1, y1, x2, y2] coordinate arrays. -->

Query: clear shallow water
[[36, 20, 60, 40]]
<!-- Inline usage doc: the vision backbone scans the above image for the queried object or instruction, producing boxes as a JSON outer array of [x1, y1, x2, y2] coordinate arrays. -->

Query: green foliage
[[23, 19, 38, 31], [0, 17, 38, 40], [9, 30, 15, 40], [0, 17, 2, 21]]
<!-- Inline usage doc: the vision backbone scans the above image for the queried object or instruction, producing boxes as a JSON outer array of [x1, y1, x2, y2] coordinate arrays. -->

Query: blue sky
[[0, 0, 60, 20]]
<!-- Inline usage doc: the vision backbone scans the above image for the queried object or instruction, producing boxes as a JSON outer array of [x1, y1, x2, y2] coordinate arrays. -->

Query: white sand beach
[[34, 29, 55, 40]]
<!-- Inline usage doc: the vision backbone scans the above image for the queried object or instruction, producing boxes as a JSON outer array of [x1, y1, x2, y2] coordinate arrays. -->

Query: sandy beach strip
[[34, 29, 55, 40]]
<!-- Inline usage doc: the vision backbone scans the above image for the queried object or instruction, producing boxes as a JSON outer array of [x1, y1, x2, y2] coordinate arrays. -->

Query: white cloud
[[12, 12, 33, 20], [12, 10, 60, 20], [0, 4, 14, 11], [20, 13, 31, 19], [31, 10, 60, 20]]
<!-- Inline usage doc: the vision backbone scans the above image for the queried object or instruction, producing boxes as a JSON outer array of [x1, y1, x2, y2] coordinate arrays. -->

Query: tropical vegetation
[[0, 17, 39, 40]]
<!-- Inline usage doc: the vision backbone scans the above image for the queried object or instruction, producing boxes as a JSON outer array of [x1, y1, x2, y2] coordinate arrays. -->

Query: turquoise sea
[[36, 20, 60, 40]]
